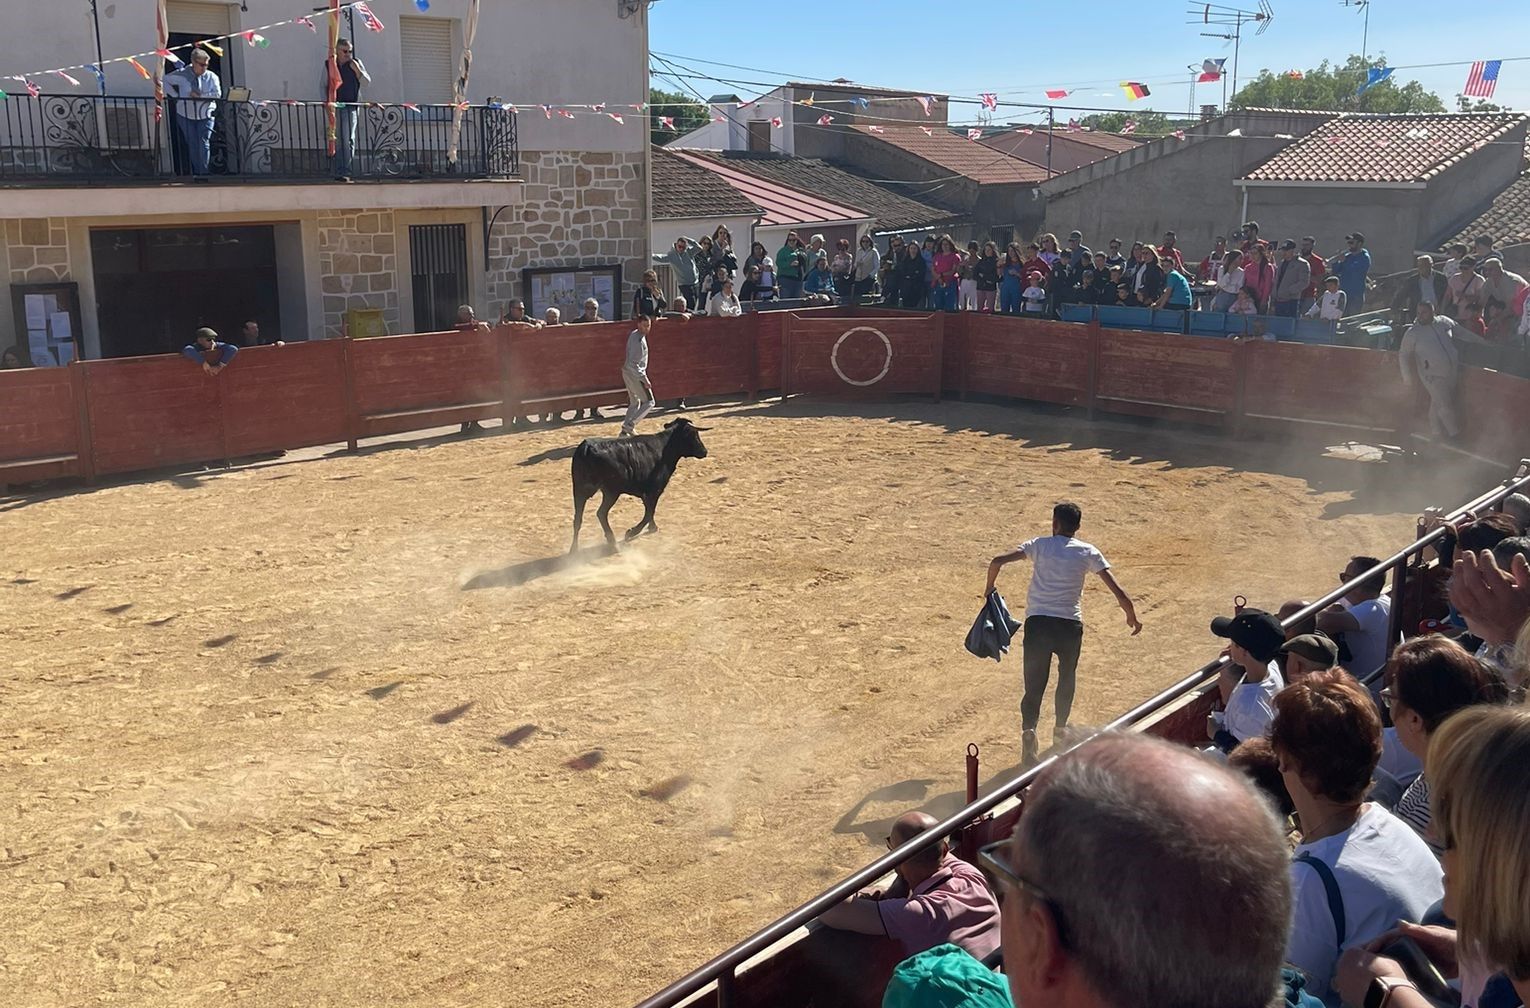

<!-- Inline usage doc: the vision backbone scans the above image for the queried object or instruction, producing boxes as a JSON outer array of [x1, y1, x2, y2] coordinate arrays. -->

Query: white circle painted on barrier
[[830, 327, 893, 387]]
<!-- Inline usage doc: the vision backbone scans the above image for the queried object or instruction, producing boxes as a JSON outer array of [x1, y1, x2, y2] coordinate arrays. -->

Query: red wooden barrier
[[1457, 366, 1530, 462], [1095, 327, 1237, 427], [783, 313, 943, 398], [84, 355, 226, 476], [349, 329, 504, 437], [220, 341, 352, 457], [1240, 342, 1413, 437], [963, 314, 1092, 407], [0, 364, 86, 485]]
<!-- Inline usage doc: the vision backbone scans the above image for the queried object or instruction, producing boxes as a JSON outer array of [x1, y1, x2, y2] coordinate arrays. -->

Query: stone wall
[[317, 209, 399, 337], [5, 217, 71, 284], [486, 149, 648, 313]]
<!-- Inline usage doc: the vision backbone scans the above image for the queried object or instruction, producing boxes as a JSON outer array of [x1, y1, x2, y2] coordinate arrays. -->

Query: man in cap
[[984, 732, 1293, 1008], [819, 810, 1000, 961], [181, 327, 238, 374], [1305, 275, 1346, 321], [1208, 609, 1287, 752], [1330, 232, 1372, 315], [1277, 631, 1339, 684], [1063, 230, 1092, 270], [1272, 240, 1312, 317]]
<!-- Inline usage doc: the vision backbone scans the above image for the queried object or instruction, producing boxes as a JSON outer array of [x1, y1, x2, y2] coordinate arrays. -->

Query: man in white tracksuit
[[620, 314, 656, 437], [1397, 301, 1482, 442]]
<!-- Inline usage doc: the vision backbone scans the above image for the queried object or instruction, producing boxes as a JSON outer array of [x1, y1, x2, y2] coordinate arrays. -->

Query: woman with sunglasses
[[1336, 706, 1530, 1008], [853, 234, 881, 305]]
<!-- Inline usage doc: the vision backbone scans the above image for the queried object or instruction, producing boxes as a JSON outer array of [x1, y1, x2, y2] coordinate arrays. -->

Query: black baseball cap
[[1346, 232, 1365, 243], [1279, 239, 1297, 250], [1211, 609, 1286, 663]]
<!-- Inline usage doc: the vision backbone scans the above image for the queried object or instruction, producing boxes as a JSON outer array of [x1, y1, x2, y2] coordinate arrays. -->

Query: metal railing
[[0, 93, 518, 183], [634, 462, 1530, 1008]]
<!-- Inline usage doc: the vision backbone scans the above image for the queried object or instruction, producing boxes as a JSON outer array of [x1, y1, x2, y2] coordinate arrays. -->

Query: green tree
[[649, 87, 708, 147], [1456, 95, 1510, 113], [1080, 110, 1173, 135], [1230, 55, 1446, 114]]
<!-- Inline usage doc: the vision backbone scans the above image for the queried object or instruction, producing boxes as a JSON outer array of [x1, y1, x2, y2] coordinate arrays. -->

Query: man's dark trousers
[[1021, 615, 1084, 730]]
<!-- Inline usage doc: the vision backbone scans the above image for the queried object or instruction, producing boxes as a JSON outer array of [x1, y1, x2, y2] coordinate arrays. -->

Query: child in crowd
[[1022, 272, 1048, 314], [1230, 285, 1260, 315], [756, 257, 778, 302]]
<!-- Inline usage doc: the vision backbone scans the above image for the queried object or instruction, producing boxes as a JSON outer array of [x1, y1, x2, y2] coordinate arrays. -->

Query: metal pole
[[89, 0, 107, 95], [1046, 106, 1054, 178]]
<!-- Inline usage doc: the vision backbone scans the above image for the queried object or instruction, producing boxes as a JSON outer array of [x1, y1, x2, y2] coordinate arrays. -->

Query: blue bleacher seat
[[1150, 309, 1187, 334], [1188, 311, 1228, 337], [1294, 318, 1339, 344], [1251, 315, 1297, 340], [1221, 314, 1251, 336], [1097, 305, 1153, 330], [1058, 304, 1095, 324]]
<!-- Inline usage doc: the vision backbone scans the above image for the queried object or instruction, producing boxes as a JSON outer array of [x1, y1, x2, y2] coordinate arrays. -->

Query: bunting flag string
[[915, 95, 932, 116], [979, 92, 997, 110], [966, 127, 983, 141], [769, 116, 782, 128], [1044, 89, 1070, 100], [354, 2, 386, 33], [659, 115, 675, 130], [1356, 66, 1393, 95], [1120, 82, 1150, 101], [1463, 60, 1501, 98], [816, 114, 833, 126]]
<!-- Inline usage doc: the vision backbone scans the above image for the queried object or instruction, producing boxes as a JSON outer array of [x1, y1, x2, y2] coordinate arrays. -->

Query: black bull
[[569, 418, 711, 552]]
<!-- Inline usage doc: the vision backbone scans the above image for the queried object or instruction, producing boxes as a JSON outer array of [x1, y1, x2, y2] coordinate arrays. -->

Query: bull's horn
[[692, 426, 713, 432]]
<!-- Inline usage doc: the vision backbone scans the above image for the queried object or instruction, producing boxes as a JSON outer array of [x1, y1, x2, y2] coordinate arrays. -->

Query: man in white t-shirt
[[986, 501, 1142, 765], [1317, 556, 1395, 682], [1207, 608, 1287, 752]]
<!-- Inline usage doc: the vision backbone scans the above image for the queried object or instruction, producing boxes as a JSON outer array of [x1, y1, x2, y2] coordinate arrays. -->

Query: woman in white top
[[707, 278, 742, 317], [1379, 637, 1507, 855], [1335, 707, 1530, 1008], [1272, 670, 1443, 1003], [1213, 249, 1245, 312]]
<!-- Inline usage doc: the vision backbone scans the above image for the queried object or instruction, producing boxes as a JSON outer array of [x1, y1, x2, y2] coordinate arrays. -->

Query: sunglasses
[[978, 839, 1069, 945], [1380, 686, 1396, 705]]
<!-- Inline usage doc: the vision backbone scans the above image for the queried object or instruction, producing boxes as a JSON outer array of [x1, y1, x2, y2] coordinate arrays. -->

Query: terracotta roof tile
[[1448, 171, 1530, 248], [979, 129, 1141, 173], [678, 151, 968, 232], [652, 148, 762, 220], [666, 151, 872, 227], [848, 125, 1050, 185], [1242, 113, 1528, 183]]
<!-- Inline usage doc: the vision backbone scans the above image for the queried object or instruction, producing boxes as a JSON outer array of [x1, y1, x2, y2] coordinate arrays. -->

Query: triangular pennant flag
[[589, 103, 605, 112], [606, 112, 624, 123], [1120, 81, 1150, 100], [88, 64, 105, 88], [867, 125, 885, 133], [919, 126, 933, 136], [354, 2, 386, 32], [711, 114, 725, 123], [1066, 118, 1081, 132], [557, 109, 576, 119], [802, 93, 814, 107], [1045, 88, 1070, 100], [243, 31, 270, 48], [1285, 69, 1304, 79], [24, 78, 40, 97], [737, 100, 752, 110], [851, 96, 869, 109], [53, 69, 81, 87], [769, 116, 782, 128], [967, 128, 983, 140], [660, 116, 675, 130], [198, 41, 224, 57], [980, 92, 998, 110], [296, 16, 316, 31], [916, 95, 933, 117], [817, 114, 834, 126], [1172, 129, 1187, 140], [128, 57, 151, 79], [402, 102, 420, 112], [629, 103, 645, 111], [1121, 120, 1137, 135], [415, 0, 431, 9], [1015, 128, 1034, 135], [1356, 66, 1393, 95], [540, 104, 551, 119], [156, 47, 183, 65]]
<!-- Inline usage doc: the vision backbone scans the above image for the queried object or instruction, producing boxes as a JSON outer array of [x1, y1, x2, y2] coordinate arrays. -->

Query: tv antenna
[[1189, 1, 1273, 106], [1339, 0, 1371, 63]]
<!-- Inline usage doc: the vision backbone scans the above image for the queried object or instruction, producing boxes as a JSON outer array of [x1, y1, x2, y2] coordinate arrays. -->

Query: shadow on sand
[[461, 543, 620, 590]]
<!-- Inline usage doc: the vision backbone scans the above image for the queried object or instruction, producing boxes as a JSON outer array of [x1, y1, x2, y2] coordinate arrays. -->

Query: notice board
[[10, 282, 83, 366], [522, 264, 623, 323]]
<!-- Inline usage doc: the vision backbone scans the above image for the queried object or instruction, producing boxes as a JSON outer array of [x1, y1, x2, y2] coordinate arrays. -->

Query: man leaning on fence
[[326, 38, 371, 180]]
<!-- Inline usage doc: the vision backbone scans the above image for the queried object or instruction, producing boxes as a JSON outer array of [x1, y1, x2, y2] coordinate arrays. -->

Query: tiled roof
[[652, 148, 762, 220], [1447, 171, 1530, 247], [978, 129, 1142, 173], [1072, 132, 1146, 154], [848, 125, 1050, 185], [1241, 113, 1529, 183], [667, 151, 872, 227], [679, 151, 968, 232]]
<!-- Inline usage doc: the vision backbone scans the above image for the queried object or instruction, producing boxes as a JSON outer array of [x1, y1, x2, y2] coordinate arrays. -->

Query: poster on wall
[[10, 284, 82, 367], [521, 264, 623, 323]]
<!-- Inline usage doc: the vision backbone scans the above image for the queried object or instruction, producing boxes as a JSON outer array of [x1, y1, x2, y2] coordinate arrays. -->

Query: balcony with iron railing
[[0, 93, 519, 185]]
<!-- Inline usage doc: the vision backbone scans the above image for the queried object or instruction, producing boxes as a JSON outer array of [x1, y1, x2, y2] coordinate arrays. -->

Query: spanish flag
[[1120, 82, 1150, 101]]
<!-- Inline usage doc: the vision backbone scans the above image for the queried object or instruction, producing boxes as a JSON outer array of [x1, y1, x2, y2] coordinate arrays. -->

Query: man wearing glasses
[[1330, 233, 1372, 316], [979, 732, 1292, 1008], [326, 38, 372, 180], [818, 810, 1000, 961], [163, 49, 221, 178], [1316, 555, 1393, 680]]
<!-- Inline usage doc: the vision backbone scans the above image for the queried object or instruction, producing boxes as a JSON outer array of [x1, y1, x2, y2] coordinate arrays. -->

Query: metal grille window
[[399, 17, 456, 106], [409, 223, 468, 333]]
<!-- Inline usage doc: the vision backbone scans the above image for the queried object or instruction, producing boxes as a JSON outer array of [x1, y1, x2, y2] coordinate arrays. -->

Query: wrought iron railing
[[0, 93, 519, 183]]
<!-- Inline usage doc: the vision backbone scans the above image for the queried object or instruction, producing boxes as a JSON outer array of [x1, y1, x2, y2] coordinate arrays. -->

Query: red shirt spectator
[[1300, 237, 1326, 302], [1157, 232, 1184, 273], [1197, 238, 1229, 282]]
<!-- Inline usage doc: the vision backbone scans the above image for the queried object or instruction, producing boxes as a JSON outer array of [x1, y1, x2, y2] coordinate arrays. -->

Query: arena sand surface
[[2, 398, 1473, 1007]]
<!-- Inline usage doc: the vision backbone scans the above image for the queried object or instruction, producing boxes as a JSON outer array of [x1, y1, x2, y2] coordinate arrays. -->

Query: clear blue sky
[[649, 0, 1526, 122]]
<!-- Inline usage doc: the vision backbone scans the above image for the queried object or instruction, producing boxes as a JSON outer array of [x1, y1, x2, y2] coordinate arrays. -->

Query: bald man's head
[[1010, 732, 1291, 1008], [891, 810, 947, 877]]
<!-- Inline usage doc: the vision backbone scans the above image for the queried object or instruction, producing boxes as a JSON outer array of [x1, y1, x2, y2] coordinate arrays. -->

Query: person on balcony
[[326, 38, 371, 180], [163, 50, 221, 178]]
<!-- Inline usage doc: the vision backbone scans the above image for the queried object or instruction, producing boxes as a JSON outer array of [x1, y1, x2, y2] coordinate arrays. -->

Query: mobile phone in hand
[[1380, 936, 1459, 1008]]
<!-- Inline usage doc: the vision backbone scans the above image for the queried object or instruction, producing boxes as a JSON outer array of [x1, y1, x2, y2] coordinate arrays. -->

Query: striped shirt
[[1394, 774, 1440, 856]]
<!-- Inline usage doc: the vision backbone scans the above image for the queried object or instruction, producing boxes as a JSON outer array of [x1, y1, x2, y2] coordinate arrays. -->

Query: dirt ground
[[1, 398, 1487, 1007]]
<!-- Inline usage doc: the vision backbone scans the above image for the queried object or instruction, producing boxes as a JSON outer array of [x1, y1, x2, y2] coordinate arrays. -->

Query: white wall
[[669, 88, 796, 155], [0, 0, 647, 154]]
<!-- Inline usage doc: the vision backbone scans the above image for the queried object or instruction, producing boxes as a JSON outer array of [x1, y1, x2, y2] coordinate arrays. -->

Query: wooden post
[[930, 311, 945, 404], [340, 335, 361, 452], [496, 324, 516, 428], [71, 361, 96, 484], [1230, 338, 1249, 438], [1085, 320, 1101, 421], [745, 312, 759, 403], [780, 311, 792, 401], [215, 368, 231, 469]]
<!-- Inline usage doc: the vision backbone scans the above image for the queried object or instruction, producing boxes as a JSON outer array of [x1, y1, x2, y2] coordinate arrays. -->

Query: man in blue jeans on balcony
[[986, 502, 1142, 766], [164, 50, 220, 177], [325, 38, 371, 180]]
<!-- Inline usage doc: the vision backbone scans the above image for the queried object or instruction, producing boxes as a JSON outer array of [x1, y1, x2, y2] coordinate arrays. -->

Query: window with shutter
[[166, 1, 233, 37], [399, 17, 456, 105]]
